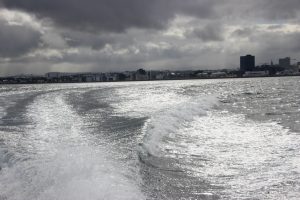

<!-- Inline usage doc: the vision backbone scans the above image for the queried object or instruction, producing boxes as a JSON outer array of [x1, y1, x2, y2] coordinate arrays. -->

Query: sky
[[0, 0, 300, 75]]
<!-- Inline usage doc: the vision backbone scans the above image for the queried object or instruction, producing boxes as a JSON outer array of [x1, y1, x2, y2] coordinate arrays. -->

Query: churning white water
[[0, 77, 300, 199], [0, 89, 144, 200]]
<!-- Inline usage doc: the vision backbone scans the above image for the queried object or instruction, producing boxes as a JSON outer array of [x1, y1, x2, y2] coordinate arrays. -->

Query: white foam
[[112, 83, 191, 117], [142, 95, 218, 156], [163, 111, 300, 199], [0, 147, 144, 200], [0, 91, 144, 200], [0, 146, 144, 200], [140, 95, 300, 199]]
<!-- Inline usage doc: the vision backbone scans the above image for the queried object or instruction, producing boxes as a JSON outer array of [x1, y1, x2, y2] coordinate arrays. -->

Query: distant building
[[155, 73, 165, 80], [46, 72, 62, 78], [240, 55, 255, 71], [84, 75, 94, 82], [135, 69, 149, 81], [243, 71, 269, 77], [279, 57, 291, 68], [210, 72, 227, 78], [45, 72, 76, 79], [105, 73, 119, 81]]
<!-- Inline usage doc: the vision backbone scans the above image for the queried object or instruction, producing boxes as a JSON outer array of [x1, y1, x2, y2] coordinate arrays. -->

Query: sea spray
[[141, 96, 219, 157]]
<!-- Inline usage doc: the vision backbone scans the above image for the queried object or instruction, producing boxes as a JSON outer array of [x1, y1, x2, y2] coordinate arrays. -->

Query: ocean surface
[[0, 77, 299, 200]]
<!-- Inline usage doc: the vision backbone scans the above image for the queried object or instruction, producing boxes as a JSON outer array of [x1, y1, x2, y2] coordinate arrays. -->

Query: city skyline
[[0, 1, 300, 75]]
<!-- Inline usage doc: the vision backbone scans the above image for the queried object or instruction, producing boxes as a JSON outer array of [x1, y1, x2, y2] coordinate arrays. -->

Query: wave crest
[[141, 95, 218, 157]]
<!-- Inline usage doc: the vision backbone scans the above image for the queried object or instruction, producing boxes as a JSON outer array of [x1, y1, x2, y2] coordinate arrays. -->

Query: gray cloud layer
[[0, 19, 42, 57], [192, 23, 224, 42], [0, 0, 300, 75], [2, 0, 299, 32], [1, 0, 177, 32]]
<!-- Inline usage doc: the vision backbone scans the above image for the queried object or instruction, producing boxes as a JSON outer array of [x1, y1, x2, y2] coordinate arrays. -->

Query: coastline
[[0, 73, 299, 85]]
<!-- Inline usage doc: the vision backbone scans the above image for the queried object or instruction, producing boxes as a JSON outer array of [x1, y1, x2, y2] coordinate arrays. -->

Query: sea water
[[0, 77, 299, 200]]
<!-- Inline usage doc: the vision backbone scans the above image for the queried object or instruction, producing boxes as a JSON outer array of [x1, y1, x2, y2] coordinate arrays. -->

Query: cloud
[[192, 23, 224, 42], [252, 31, 300, 57], [1, 0, 300, 34], [0, 0, 175, 32], [61, 30, 114, 50], [231, 27, 254, 38], [1, 0, 300, 75], [0, 18, 42, 57], [0, 0, 228, 34], [259, 0, 300, 21]]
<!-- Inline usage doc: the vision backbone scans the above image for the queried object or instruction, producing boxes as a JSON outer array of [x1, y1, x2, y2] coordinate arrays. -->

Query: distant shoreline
[[0, 74, 299, 85]]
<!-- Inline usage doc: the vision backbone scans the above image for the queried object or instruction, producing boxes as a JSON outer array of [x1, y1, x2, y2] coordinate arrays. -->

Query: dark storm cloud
[[1, 0, 300, 33], [213, 0, 300, 22], [0, 0, 173, 32], [1, 0, 300, 75], [0, 0, 220, 33], [0, 19, 42, 57]]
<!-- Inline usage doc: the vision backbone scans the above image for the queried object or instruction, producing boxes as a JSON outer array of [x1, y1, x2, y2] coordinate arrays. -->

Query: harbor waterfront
[[0, 77, 299, 200], [1, 55, 299, 84]]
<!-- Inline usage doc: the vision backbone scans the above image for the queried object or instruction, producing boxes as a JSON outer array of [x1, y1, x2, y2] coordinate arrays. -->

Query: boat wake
[[138, 96, 218, 169], [0, 91, 144, 200]]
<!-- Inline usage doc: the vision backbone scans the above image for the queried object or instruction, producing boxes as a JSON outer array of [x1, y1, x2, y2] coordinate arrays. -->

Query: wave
[[137, 143, 184, 173], [0, 91, 144, 200], [0, 146, 145, 200], [140, 100, 300, 199], [140, 95, 218, 158]]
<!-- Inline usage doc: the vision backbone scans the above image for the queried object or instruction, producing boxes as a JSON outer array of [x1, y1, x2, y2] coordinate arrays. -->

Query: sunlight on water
[[0, 78, 299, 199], [0, 90, 144, 200]]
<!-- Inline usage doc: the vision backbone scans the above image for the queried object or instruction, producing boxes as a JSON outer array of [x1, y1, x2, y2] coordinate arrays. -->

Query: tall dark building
[[279, 57, 290, 68], [240, 55, 255, 71]]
